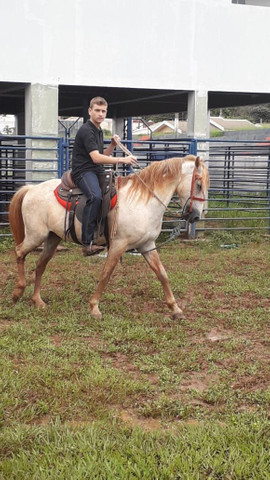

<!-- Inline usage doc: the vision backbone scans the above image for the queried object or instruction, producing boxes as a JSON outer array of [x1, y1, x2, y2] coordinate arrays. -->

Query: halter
[[188, 167, 206, 213]]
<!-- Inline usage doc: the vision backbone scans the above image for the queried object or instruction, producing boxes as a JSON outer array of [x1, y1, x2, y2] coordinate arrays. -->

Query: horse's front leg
[[142, 249, 184, 320], [90, 244, 125, 319]]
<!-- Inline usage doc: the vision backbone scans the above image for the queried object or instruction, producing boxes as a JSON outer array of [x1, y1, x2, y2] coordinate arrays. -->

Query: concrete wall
[[1, 0, 270, 94]]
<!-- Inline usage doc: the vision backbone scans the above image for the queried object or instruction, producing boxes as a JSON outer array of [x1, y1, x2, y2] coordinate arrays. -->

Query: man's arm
[[103, 134, 120, 157], [91, 134, 137, 166], [90, 150, 137, 166]]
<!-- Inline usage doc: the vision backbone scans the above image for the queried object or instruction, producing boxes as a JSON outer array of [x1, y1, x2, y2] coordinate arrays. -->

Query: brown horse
[[9, 155, 209, 319]]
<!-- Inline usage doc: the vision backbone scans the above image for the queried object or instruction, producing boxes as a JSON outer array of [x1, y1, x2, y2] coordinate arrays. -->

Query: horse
[[9, 154, 209, 319]]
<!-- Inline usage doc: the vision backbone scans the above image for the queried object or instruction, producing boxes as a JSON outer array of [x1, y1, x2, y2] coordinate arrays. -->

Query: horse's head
[[177, 156, 210, 224]]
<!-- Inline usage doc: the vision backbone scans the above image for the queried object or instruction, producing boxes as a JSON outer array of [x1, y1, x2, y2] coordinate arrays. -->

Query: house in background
[[132, 120, 182, 139], [209, 117, 259, 134], [132, 117, 262, 139]]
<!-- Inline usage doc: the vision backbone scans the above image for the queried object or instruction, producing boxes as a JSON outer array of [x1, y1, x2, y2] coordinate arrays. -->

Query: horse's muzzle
[[182, 205, 201, 224]]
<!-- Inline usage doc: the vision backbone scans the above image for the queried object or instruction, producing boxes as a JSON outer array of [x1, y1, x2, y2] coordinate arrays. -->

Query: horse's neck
[[154, 176, 180, 208]]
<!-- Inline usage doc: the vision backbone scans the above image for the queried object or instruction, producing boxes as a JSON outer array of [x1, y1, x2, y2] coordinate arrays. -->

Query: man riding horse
[[71, 96, 138, 256]]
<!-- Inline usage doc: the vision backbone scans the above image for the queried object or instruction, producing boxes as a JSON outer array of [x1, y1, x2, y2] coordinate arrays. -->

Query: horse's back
[[22, 178, 60, 202], [33, 177, 61, 192], [18, 178, 64, 237]]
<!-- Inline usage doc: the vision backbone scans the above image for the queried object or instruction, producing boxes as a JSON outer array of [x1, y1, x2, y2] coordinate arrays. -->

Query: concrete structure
[[1, 0, 270, 142]]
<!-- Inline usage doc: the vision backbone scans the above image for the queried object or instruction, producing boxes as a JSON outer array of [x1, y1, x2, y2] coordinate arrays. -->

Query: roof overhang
[[1, 82, 270, 119]]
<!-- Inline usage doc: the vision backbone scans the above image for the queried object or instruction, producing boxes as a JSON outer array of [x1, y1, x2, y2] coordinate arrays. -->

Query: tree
[[210, 104, 270, 123], [247, 105, 270, 123], [0, 115, 15, 135]]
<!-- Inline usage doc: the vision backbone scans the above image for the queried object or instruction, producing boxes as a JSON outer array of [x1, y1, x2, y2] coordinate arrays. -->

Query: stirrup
[[82, 242, 105, 257]]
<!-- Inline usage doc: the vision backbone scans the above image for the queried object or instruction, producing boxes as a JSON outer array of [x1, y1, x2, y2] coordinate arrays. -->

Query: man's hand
[[110, 135, 138, 166], [111, 135, 121, 147], [124, 155, 138, 166]]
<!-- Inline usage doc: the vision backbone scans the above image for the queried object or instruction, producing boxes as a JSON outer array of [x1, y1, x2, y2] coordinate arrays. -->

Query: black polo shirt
[[71, 120, 105, 183]]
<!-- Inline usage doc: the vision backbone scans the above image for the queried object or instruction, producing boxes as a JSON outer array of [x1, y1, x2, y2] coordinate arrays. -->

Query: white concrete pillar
[[187, 90, 209, 138], [187, 90, 209, 238], [112, 117, 125, 139], [25, 83, 59, 181], [187, 90, 209, 159]]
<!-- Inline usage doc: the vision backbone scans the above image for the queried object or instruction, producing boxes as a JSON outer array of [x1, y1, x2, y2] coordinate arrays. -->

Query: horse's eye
[[197, 183, 202, 192]]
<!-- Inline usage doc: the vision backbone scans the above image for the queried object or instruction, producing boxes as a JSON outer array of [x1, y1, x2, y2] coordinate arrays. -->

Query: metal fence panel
[[0, 135, 62, 234], [196, 139, 270, 234], [1, 135, 270, 237]]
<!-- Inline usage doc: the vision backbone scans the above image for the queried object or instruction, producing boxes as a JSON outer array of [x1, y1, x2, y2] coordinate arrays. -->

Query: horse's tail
[[9, 185, 32, 245]]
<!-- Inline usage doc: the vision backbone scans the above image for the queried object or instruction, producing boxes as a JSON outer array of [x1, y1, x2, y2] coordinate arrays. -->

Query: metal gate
[[1, 134, 270, 237]]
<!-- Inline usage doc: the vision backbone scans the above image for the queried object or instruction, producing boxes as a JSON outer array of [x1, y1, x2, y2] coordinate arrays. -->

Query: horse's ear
[[195, 156, 203, 168]]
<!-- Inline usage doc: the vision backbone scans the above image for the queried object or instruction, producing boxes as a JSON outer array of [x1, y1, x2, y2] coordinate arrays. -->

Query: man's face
[[89, 103, 107, 127]]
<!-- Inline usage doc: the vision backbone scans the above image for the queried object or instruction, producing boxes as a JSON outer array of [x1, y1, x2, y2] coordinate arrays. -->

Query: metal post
[[267, 153, 270, 233], [189, 139, 197, 155], [187, 139, 198, 238], [125, 117, 133, 175], [58, 137, 64, 178]]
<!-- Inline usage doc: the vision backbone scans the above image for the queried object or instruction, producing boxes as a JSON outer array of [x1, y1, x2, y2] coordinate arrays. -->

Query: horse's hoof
[[32, 298, 47, 308], [172, 311, 185, 321], [12, 287, 24, 303], [90, 301, 103, 320], [12, 293, 20, 303], [91, 311, 103, 320]]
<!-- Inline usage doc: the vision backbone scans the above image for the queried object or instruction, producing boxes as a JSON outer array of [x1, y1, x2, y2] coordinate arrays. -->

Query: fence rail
[[1, 134, 270, 237]]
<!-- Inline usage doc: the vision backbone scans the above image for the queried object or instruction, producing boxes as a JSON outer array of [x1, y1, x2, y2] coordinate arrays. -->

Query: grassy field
[[0, 232, 269, 479]]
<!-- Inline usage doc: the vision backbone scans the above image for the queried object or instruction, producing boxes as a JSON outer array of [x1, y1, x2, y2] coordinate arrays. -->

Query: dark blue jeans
[[77, 171, 102, 245]]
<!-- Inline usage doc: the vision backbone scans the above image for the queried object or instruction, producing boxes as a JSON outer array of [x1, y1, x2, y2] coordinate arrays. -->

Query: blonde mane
[[120, 155, 198, 202]]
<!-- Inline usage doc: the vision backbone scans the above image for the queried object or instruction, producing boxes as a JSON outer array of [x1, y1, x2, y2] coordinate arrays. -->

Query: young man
[[71, 96, 137, 256]]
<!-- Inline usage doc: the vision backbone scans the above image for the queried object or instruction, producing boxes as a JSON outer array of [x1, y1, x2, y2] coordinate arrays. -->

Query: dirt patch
[[49, 335, 64, 347], [0, 320, 15, 331], [119, 409, 162, 432], [206, 328, 233, 342], [179, 371, 218, 393]]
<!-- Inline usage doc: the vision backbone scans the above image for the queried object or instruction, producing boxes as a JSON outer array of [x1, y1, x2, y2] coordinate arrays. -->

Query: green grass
[[0, 234, 270, 478], [1, 419, 269, 480], [206, 194, 270, 231]]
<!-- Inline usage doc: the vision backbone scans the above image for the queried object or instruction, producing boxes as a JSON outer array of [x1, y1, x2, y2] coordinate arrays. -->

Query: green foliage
[[0, 235, 13, 253], [211, 103, 270, 123], [210, 130, 224, 138]]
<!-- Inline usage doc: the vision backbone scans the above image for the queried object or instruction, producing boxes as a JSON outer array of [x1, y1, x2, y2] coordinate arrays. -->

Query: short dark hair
[[89, 97, 108, 109]]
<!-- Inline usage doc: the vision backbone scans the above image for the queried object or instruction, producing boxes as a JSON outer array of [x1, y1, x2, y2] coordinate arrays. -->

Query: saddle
[[54, 170, 117, 245]]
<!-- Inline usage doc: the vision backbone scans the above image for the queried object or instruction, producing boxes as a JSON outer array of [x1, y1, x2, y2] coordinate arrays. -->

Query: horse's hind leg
[[12, 252, 28, 303], [142, 249, 184, 320], [12, 239, 39, 303], [32, 232, 61, 308]]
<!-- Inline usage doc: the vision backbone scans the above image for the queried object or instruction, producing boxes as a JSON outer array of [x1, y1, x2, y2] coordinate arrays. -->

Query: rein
[[115, 138, 168, 210], [114, 139, 204, 254]]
